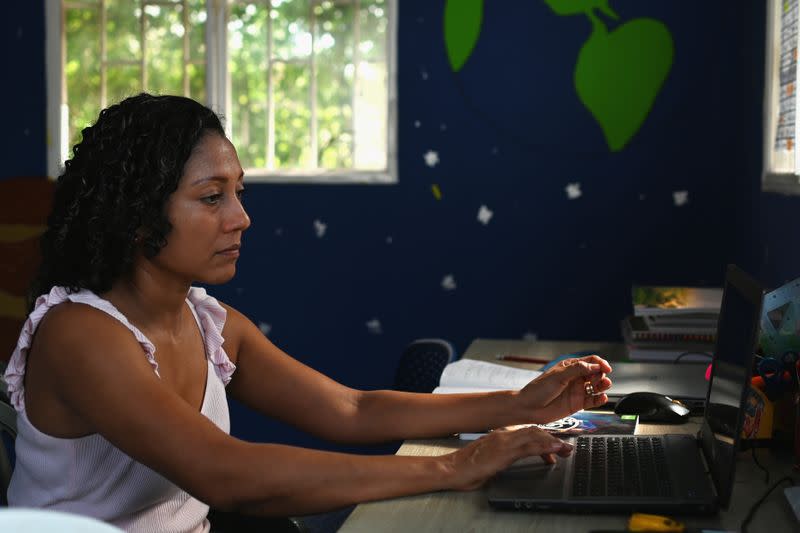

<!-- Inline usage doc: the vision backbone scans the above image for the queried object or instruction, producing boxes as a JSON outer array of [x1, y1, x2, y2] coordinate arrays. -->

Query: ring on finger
[[584, 382, 595, 397]]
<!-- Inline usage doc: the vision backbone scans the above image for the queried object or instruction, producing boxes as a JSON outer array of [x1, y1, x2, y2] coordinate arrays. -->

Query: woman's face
[[150, 132, 250, 285]]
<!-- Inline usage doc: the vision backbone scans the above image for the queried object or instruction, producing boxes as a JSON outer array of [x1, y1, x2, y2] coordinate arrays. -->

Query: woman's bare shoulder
[[37, 300, 133, 341], [31, 300, 147, 370], [25, 301, 158, 436]]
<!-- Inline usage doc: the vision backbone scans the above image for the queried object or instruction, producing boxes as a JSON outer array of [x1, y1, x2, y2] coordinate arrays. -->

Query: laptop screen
[[700, 265, 764, 508]]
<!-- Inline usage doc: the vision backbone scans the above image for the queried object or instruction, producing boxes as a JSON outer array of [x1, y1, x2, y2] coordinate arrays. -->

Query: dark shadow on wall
[[0, 178, 54, 363]]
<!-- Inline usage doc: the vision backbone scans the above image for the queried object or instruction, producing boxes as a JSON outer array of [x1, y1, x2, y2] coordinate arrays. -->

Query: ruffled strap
[[3, 286, 159, 412], [186, 287, 236, 385]]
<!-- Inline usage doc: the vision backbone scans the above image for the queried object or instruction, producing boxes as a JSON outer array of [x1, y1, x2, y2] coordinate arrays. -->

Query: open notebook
[[431, 359, 542, 394]]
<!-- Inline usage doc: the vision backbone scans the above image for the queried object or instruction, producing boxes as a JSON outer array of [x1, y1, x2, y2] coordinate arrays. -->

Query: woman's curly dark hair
[[28, 93, 224, 308]]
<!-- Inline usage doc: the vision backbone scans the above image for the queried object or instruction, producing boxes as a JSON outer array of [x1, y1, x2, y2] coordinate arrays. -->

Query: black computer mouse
[[613, 391, 691, 424]]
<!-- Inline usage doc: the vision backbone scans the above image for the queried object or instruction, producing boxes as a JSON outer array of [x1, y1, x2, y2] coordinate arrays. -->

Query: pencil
[[495, 355, 552, 364]]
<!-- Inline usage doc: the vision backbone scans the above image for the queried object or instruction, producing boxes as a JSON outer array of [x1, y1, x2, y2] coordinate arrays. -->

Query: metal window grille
[[48, 0, 396, 183]]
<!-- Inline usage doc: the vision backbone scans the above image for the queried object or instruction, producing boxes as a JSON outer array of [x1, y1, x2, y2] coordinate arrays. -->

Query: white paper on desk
[[430, 385, 500, 394], [432, 359, 542, 394], [457, 424, 538, 441]]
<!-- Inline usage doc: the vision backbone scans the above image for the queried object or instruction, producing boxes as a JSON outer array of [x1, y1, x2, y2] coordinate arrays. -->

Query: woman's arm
[[33, 303, 572, 516], [222, 304, 612, 444]]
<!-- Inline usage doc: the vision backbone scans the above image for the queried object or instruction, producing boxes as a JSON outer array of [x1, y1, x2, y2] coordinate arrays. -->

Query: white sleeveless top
[[3, 286, 237, 533]]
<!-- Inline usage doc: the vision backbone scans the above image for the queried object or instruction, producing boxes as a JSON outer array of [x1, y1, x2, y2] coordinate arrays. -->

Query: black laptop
[[487, 264, 763, 514]]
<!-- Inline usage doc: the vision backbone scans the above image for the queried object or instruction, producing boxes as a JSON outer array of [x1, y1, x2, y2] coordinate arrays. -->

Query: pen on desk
[[495, 355, 552, 364]]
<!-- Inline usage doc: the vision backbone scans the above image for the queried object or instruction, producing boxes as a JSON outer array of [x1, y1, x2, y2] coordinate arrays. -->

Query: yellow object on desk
[[741, 384, 774, 440], [628, 513, 684, 532]]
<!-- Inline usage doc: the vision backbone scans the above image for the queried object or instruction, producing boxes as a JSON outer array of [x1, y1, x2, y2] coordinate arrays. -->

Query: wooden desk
[[340, 339, 798, 533]]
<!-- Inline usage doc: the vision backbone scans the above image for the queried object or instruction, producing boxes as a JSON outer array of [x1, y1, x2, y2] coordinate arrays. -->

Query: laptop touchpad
[[490, 456, 568, 498]]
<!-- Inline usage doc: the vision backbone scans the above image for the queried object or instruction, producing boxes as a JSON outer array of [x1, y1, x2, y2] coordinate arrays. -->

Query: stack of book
[[622, 285, 723, 362]]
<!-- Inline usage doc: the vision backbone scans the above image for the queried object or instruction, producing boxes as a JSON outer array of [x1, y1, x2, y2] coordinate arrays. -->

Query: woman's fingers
[[506, 426, 572, 456], [559, 355, 612, 374], [556, 359, 612, 384], [577, 355, 613, 373], [555, 443, 574, 457], [589, 374, 612, 392], [527, 428, 572, 455], [584, 391, 609, 409], [580, 372, 612, 408]]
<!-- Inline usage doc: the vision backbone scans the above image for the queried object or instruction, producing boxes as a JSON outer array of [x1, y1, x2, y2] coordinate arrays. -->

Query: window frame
[[763, 0, 800, 195], [45, 0, 398, 185]]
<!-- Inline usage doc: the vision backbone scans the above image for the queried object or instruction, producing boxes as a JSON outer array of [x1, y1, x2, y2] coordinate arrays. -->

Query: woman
[[3, 94, 612, 532]]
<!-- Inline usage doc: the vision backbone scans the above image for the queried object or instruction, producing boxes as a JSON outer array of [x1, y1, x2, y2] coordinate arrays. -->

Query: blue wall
[[761, 193, 800, 285], [1, 0, 46, 178], [0, 1, 772, 452]]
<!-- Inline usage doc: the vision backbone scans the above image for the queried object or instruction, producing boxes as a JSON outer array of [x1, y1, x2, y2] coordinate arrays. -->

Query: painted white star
[[313, 219, 327, 238], [421, 70, 429, 80], [275, 227, 283, 236], [522, 331, 539, 341], [441, 274, 457, 291], [673, 190, 689, 206], [440, 123, 447, 131], [366, 318, 382, 335], [477, 205, 493, 225], [414, 120, 421, 128], [258, 322, 272, 336], [386, 236, 393, 244], [565, 183, 582, 200], [423, 150, 439, 167]]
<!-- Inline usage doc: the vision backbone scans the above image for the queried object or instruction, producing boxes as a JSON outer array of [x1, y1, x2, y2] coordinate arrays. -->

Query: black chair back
[[393, 339, 457, 393], [0, 395, 17, 507]]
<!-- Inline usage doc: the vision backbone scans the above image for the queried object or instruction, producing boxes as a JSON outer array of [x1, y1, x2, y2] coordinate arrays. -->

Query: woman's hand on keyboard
[[444, 425, 573, 491]]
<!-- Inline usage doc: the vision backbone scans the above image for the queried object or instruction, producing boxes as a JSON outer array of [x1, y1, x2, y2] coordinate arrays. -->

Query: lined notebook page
[[432, 359, 542, 393]]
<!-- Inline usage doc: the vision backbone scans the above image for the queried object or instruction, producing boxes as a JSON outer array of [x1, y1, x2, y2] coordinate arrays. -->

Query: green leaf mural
[[444, 0, 674, 151], [444, 0, 483, 72], [544, 0, 618, 19], [573, 12, 674, 151]]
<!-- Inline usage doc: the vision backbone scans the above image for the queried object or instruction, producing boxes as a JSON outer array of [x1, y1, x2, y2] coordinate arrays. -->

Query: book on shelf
[[643, 313, 718, 331], [624, 284, 720, 363], [622, 315, 717, 344], [432, 359, 637, 440], [622, 306, 717, 362], [632, 285, 723, 319], [625, 345, 713, 363]]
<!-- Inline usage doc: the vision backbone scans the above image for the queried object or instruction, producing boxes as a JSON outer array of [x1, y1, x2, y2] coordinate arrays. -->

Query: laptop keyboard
[[572, 436, 673, 498]]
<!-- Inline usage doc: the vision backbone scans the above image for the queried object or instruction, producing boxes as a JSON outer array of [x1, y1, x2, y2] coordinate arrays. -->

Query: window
[[45, 0, 397, 184], [764, 0, 800, 194]]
